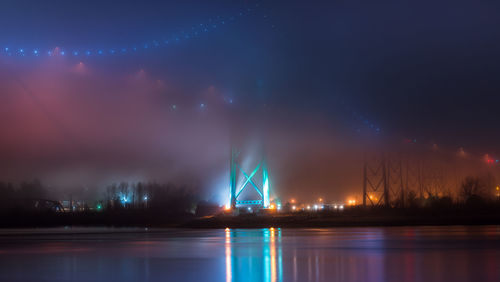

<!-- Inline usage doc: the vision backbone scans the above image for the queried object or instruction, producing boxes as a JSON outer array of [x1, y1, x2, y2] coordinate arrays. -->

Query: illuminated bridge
[[228, 146, 270, 210]]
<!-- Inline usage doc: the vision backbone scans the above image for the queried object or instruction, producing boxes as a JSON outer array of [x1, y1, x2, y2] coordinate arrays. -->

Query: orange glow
[[270, 204, 276, 209], [318, 198, 323, 202], [224, 204, 231, 211], [290, 198, 296, 204]]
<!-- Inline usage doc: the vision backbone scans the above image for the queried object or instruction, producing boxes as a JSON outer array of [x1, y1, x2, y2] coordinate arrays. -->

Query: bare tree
[[460, 176, 486, 202]]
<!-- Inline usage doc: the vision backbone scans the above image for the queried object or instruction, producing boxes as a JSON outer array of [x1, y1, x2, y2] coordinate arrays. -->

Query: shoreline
[[1, 210, 499, 229]]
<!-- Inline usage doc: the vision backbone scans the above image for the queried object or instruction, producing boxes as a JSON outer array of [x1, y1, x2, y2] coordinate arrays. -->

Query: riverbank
[[1, 207, 499, 229]]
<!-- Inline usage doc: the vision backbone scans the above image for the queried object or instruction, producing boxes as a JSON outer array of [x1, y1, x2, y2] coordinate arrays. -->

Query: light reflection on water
[[0, 226, 498, 282], [225, 227, 283, 282]]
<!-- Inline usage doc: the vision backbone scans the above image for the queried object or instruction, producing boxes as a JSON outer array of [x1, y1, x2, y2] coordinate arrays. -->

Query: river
[[0, 226, 498, 281]]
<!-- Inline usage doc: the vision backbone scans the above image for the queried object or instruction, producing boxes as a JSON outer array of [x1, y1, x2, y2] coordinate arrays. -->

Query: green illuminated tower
[[229, 145, 270, 209]]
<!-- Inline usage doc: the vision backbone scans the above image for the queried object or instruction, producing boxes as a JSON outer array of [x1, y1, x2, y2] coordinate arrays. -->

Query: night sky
[[1, 0, 500, 203]]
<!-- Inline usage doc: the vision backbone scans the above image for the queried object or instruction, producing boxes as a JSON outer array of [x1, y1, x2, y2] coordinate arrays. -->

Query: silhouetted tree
[[460, 176, 488, 205], [103, 181, 197, 214], [18, 179, 47, 199], [406, 190, 419, 208]]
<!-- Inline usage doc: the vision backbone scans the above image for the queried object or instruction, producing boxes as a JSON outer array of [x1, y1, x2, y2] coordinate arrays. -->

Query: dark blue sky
[[0, 0, 499, 200], [1, 0, 499, 146]]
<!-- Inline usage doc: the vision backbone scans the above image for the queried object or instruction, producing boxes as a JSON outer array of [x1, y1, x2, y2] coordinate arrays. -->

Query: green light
[[262, 159, 270, 208], [230, 146, 271, 209]]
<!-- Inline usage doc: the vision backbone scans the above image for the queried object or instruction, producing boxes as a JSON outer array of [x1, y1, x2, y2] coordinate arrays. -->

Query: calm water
[[0, 226, 499, 282]]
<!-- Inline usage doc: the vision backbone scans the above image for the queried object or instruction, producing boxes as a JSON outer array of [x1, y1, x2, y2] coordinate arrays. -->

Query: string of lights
[[1, 3, 268, 58], [341, 100, 500, 164], [349, 107, 382, 135], [336, 99, 382, 135], [5, 0, 493, 166]]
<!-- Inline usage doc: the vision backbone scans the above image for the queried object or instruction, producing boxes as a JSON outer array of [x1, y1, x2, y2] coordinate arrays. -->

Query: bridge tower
[[228, 145, 270, 209]]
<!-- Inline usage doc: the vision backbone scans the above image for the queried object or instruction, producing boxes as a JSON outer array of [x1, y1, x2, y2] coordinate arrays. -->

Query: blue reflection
[[225, 228, 283, 282]]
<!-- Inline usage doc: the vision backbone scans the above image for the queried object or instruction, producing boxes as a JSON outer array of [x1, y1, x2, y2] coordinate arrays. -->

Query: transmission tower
[[363, 154, 388, 206], [404, 157, 424, 199], [363, 154, 406, 207], [386, 155, 405, 207]]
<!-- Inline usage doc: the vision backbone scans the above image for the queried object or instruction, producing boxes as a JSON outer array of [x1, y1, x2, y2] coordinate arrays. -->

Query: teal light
[[229, 146, 272, 209], [262, 160, 270, 208]]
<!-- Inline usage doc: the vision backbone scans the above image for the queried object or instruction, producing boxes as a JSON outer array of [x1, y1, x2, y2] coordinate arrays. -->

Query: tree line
[[0, 180, 198, 215]]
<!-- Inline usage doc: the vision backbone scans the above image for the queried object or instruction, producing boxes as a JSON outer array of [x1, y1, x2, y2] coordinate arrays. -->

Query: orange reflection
[[270, 228, 276, 282], [225, 228, 232, 282]]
